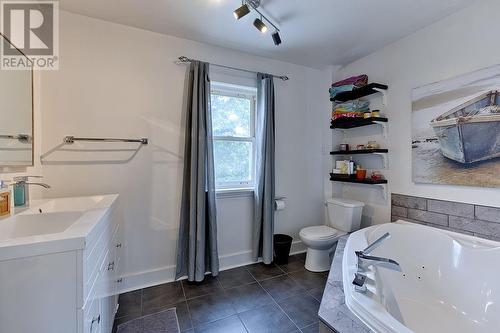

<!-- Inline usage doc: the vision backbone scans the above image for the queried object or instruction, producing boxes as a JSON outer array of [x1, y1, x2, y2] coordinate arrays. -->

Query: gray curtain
[[176, 61, 219, 282], [252, 73, 276, 264]]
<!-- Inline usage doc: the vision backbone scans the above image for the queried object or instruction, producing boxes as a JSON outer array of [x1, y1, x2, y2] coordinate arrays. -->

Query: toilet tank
[[326, 197, 364, 232]]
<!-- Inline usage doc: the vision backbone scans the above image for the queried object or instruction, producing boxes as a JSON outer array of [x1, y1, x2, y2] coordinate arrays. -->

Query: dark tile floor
[[114, 253, 329, 333]]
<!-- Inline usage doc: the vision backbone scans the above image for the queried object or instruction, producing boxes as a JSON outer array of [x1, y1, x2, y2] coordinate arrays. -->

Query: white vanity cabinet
[[80, 205, 122, 333], [0, 195, 122, 333]]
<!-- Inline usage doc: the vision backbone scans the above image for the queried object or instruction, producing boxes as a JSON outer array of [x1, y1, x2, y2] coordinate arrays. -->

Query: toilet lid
[[300, 226, 345, 240]]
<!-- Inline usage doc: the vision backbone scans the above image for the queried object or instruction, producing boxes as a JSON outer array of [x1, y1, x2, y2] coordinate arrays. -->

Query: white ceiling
[[59, 0, 478, 68]]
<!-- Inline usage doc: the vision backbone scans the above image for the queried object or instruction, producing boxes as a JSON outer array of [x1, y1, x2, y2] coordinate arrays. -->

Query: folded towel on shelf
[[331, 100, 370, 121], [332, 75, 368, 88], [329, 75, 369, 100], [329, 84, 355, 99], [334, 100, 370, 112], [331, 111, 364, 121]]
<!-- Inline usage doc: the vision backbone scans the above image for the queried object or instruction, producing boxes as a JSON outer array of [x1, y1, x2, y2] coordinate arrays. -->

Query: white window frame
[[211, 83, 257, 191]]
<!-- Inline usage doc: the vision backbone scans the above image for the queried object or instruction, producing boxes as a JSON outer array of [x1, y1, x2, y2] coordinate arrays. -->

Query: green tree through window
[[211, 84, 256, 189]]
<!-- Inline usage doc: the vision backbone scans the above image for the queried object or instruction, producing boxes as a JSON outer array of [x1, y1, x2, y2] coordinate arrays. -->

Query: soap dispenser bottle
[[12, 176, 31, 207], [13, 181, 26, 207]]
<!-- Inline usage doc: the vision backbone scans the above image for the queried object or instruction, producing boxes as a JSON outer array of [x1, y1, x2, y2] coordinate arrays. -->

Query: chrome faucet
[[12, 176, 51, 206], [352, 232, 401, 293]]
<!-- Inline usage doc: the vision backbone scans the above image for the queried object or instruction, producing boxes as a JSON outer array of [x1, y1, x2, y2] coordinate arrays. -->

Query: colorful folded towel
[[329, 84, 354, 99], [335, 100, 370, 112], [329, 75, 369, 100], [331, 100, 370, 121], [332, 75, 368, 88], [331, 111, 364, 121]]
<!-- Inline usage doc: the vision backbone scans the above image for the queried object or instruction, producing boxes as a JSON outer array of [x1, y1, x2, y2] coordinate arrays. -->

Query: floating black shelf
[[330, 83, 388, 103], [330, 174, 388, 185], [330, 117, 388, 129], [330, 149, 388, 155]]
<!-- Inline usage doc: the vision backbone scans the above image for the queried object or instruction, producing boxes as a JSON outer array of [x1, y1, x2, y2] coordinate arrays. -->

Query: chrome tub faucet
[[353, 232, 401, 293]]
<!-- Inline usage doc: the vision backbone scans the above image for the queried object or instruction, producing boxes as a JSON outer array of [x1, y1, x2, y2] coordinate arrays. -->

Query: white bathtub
[[342, 221, 500, 333]]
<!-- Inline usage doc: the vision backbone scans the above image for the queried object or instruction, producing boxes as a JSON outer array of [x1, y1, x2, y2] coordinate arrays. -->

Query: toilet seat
[[299, 225, 345, 241]]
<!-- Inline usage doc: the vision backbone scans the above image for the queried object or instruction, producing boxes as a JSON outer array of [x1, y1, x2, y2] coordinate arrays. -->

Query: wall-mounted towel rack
[[63, 136, 148, 145], [0, 134, 31, 143], [40, 136, 149, 164]]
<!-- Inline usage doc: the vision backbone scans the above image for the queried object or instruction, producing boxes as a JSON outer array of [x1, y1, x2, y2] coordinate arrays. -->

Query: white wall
[[32, 11, 330, 291], [332, 0, 500, 226]]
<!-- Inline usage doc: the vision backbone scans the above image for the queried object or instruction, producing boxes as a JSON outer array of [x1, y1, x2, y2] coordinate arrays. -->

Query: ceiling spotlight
[[233, 1, 281, 45], [253, 17, 268, 33], [272, 31, 281, 45], [233, 4, 250, 20]]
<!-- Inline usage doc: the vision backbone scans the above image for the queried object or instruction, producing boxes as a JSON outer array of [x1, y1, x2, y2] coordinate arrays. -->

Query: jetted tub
[[342, 221, 500, 333]]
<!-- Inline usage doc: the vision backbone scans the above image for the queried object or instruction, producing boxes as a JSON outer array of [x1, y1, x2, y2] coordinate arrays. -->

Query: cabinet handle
[[92, 314, 100, 324], [116, 278, 123, 283], [90, 314, 100, 331], [116, 243, 122, 248], [107, 261, 115, 271]]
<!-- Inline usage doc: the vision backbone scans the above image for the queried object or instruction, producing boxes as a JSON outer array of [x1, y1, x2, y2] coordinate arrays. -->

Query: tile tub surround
[[114, 253, 328, 333], [318, 236, 371, 333], [391, 193, 500, 241]]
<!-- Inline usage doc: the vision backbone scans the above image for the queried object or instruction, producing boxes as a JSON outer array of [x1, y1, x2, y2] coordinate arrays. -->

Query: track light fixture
[[233, 0, 282, 45], [233, 4, 250, 20], [272, 31, 281, 45], [253, 17, 267, 33]]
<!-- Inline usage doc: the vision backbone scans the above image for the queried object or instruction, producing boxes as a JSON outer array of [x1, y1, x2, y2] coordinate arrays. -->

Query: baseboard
[[218, 240, 306, 270], [118, 240, 305, 294], [119, 265, 178, 294], [290, 239, 306, 255], [218, 249, 255, 271]]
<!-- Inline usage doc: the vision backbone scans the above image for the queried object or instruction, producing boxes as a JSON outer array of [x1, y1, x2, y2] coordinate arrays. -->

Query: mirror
[[0, 33, 33, 166]]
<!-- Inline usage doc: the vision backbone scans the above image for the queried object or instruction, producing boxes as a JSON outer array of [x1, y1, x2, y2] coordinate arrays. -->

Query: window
[[211, 82, 256, 190]]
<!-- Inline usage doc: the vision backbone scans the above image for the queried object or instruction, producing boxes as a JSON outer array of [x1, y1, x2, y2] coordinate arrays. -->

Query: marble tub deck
[[319, 236, 372, 333]]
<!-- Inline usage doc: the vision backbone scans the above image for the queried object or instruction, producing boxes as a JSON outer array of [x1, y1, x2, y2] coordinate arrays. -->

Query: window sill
[[216, 188, 254, 199]]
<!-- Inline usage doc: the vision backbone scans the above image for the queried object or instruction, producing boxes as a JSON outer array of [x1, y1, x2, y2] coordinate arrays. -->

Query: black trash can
[[273, 234, 293, 264]]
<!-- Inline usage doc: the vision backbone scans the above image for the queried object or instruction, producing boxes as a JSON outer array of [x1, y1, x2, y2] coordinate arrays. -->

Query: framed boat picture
[[412, 65, 500, 188]]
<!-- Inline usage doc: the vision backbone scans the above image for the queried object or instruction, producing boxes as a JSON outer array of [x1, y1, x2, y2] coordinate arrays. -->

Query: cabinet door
[[100, 296, 112, 333], [100, 249, 115, 298], [100, 249, 115, 333], [112, 223, 123, 317], [84, 296, 102, 333], [99, 225, 123, 333], [0, 251, 78, 333]]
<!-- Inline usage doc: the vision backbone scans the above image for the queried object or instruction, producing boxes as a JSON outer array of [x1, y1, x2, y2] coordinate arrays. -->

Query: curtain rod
[[176, 56, 289, 81]]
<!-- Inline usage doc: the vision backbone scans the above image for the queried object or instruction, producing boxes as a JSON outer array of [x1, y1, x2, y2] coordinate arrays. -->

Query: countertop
[[319, 235, 372, 333], [0, 194, 119, 261]]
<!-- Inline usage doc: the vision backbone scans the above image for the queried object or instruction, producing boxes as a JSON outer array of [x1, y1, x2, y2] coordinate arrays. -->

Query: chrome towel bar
[[63, 136, 148, 145], [0, 134, 31, 143]]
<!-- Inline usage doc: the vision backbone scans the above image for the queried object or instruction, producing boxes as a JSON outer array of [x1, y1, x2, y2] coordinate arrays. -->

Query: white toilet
[[299, 197, 364, 272]]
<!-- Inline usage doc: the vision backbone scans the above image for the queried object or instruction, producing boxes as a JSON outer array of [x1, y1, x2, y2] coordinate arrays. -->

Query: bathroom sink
[[0, 194, 119, 261], [32, 195, 109, 213], [0, 211, 83, 241]]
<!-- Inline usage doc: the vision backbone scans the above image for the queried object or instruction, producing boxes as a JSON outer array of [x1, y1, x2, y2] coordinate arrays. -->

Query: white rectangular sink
[[0, 194, 119, 261], [32, 195, 112, 213], [0, 212, 83, 241]]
